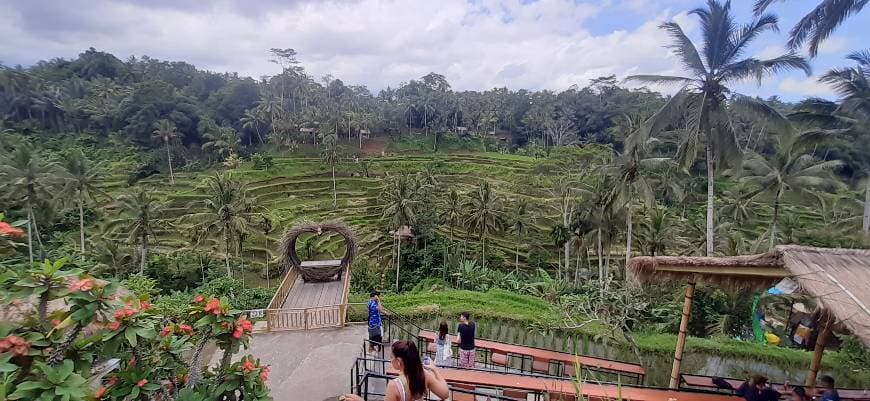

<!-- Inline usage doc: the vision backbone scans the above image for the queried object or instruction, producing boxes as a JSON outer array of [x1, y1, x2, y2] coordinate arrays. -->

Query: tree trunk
[[331, 164, 337, 209], [515, 243, 519, 275], [187, 326, 213, 388], [255, 124, 264, 145], [770, 188, 782, 250], [30, 206, 45, 261], [139, 234, 148, 274], [563, 240, 570, 282], [625, 190, 632, 266], [481, 234, 487, 269], [224, 230, 232, 278], [79, 193, 86, 262], [597, 229, 603, 294], [49, 323, 84, 365], [705, 142, 715, 257], [395, 239, 402, 292], [27, 207, 34, 265], [165, 141, 175, 185], [863, 177, 869, 237]]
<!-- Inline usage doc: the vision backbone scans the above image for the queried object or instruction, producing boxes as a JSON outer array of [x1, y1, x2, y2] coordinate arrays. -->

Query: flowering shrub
[[1, 258, 272, 401]]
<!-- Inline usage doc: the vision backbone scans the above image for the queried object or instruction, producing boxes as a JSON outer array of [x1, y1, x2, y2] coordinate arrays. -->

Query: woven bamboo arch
[[278, 221, 358, 282]]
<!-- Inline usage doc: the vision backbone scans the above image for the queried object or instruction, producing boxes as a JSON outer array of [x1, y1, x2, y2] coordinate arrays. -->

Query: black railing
[[374, 307, 643, 385], [349, 357, 533, 401]]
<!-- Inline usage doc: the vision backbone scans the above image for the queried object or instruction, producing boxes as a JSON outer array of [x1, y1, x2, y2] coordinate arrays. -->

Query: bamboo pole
[[805, 312, 834, 388], [669, 280, 696, 389]]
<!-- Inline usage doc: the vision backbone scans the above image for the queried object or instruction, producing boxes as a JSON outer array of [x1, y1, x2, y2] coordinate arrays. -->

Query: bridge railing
[[266, 266, 299, 310]]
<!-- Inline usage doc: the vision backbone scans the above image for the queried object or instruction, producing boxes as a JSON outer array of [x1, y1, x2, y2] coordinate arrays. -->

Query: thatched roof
[[628, 246, 870, 346]]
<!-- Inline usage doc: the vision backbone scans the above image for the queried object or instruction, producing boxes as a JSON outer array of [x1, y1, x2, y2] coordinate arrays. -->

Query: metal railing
[[349, 357, 532, 401]]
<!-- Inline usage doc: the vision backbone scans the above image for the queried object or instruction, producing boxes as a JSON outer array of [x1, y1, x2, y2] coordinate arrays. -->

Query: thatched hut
[[627, 245, 870, 389]]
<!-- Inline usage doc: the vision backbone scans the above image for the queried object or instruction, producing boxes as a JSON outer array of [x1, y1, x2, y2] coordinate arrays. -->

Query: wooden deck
[[282, 262, 346, 308], [255, 260, 352, 332]]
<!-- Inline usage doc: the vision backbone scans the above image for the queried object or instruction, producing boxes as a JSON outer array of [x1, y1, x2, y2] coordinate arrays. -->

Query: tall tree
[[627, 0, 811, 256], [114, 188, 165, 274], [508, 199, 535, 274], [742, 129, 843, 249], [815, 51, 870, 237], [754, 0, 866, 57], [152, 119, 180, 185], [60, 150, 107, 261], [464, 181, 504, 269], [201, 124, 240, 160], [184, 173, 259, 277], [380, 173, 422, 291], [0, 146, 59, 263], [320, 133, 340, 209], [240, 108, 266, 145]]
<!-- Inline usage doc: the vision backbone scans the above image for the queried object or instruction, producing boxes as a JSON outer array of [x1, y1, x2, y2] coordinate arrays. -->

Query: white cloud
[[0, 0, 695, 93], [779, 77, 834, 98]]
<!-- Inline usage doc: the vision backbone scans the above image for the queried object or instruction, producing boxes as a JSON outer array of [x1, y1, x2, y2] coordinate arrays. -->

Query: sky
[[1, 0, 868, 101]]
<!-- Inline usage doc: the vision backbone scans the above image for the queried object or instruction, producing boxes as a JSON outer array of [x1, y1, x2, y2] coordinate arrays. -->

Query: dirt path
[[361, 135, 389, 155]]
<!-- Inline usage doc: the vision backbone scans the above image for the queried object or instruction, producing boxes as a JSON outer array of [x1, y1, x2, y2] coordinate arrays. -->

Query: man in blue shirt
[[819, 375, 841, 401], [367, 290, 383, 354]]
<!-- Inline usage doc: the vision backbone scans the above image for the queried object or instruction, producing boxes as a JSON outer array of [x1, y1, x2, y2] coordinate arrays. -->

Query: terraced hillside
[[87, 152, 562, 284], [89, 149, 856, 288]]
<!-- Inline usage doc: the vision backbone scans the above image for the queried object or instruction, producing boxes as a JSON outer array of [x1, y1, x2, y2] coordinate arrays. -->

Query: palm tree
[[381, 173, 422, 291], [741, 130, 843, 249], [605, 119, 675, 264], [60, 150, 108, 261], [634, 206, 680, 256], [508, 199, 535, 273], [813, 51, 870, 237], [114, 188, 165, 274], [754, 0, 866, 57], [184, 173, 259, 277], [320, 133, 340, 209], [202, 125, 240, 160], [241, 108, 266, 145], [464, 181, 504, 269], [627, 0, 811, 256], [439, 189, 463, 241], [152, 119, 180, 185], [0, 146, 59, 263]]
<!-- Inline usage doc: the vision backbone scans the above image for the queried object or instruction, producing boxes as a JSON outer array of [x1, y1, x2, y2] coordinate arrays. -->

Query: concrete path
[[212, 325, 368, 401]]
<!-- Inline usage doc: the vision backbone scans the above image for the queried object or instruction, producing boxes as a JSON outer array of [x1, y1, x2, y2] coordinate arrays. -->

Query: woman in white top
[[343, 340, 449, 401], [434, 321, 452, 367]]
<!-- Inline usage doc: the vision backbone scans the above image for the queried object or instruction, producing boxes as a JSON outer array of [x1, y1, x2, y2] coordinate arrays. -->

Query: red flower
[[94, 387, 107, 398], [68, 278, 94, 292], [140, 301, 151, 310], [236, 318, 253, 333], [108, 321, 121, 331], [193, 294, 206, 304], [178, 324, 193, 334], [0, 222, 24, 238], [136, 379, 148, 388], [1, 336, 30, 356], [232, 327, 244, 339], [113, 309, 126, 320], [160, 326, 172, 337], [125, 308, 137, 317], [204, 299, 223, 315], [242, 359, 256, 373], [260, 366, 270, 382], [106, 375, 118, 387]]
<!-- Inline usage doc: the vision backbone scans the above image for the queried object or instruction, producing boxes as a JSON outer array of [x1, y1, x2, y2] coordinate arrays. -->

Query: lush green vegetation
[[2, 0, 870, 395]]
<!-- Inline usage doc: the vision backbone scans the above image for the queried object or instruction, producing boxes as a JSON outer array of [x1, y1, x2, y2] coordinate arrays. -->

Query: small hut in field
[[628, 245, 870, 389]]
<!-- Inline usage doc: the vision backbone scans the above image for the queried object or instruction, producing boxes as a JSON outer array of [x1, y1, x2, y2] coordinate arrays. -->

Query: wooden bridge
[[250, 260, 353, 332]]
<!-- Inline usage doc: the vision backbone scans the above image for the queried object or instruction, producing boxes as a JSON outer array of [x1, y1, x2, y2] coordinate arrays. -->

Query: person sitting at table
[[736, 375, 781, 401]]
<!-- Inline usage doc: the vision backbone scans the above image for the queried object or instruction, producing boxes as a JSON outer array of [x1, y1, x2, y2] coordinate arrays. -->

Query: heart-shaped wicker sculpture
[[278, 221, 358, 282]]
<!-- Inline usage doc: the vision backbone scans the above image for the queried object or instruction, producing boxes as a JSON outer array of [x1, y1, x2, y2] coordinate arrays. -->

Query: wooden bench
[[418, 330, 645, 383]]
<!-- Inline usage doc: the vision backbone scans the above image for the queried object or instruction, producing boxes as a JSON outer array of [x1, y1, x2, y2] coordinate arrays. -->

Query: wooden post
[[669, 280, 696, 389], [805, 312, 834, 387]]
